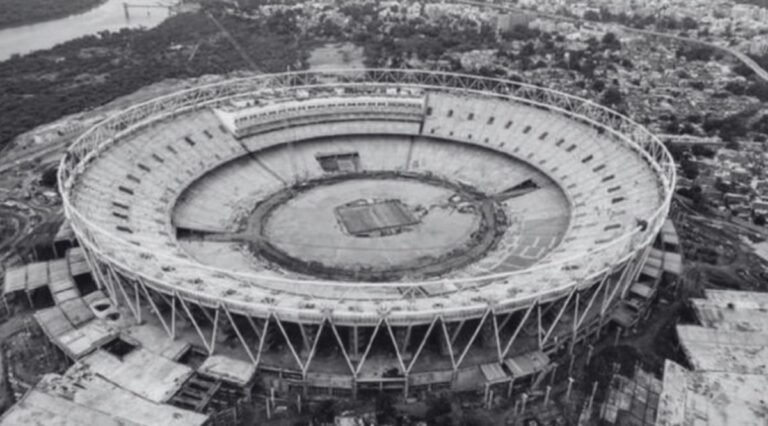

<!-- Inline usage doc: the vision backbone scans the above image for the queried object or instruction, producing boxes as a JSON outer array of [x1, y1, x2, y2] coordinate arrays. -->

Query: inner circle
[[249, 172, 506, 282], [173, 135, 573, 283]]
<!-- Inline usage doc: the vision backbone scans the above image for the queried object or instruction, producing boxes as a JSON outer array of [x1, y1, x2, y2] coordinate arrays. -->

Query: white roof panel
[[2, 265, 27, 294], [26, 261, 49, 290]]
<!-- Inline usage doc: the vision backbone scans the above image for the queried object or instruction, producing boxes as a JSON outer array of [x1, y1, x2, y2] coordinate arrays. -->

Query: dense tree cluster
[[357, 17, 499, 68], [0, 0, 104, 29], [39, 166, 58, 188], [702, 107, 761, 141], [581, 8, 698, 31], [678, 185, 705, 206], [0, 9, 308, 149], [733, 0, 768, 7], [675, 45, 717, 62], [748, 80, 768, 102], [600, 86, 623, 107]]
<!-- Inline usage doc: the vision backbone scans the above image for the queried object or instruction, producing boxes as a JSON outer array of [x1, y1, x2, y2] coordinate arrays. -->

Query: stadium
[[58, 69, 675, 398]]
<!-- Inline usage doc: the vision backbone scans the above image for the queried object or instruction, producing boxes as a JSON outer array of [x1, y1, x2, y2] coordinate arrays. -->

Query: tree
[[714, 178, 731, 193], [501, 23, 539, 41], [681, 16, 699, 30], [724, 81, 746, 96], [461, 412, 494, 426], [520, 42, 535, 57], [703, 109, 752, 140], [692, 145, 716, 158], [40, 166, 58, 187], [318, 19, 343, 38], [425, 396, 453, 426], [601, 32, 620, 49], [601, 86, 623, 107], [584, 10, 600, 21], [676, 45, 714, 62], [681, 157, 700, 180], [678, 185, 703, 205], [311, 399, 336, 424], [375, 394, 396, 425], [592, 79, 606, 92], [749, 81, 768, 102]]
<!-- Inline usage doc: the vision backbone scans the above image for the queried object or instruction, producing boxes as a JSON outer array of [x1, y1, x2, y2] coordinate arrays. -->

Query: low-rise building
[[656, 290, 768, 425]]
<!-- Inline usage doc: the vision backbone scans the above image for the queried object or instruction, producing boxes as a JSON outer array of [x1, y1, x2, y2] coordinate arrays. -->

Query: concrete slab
[[199, 354, 257, 386], [81, 348, 194, 403]]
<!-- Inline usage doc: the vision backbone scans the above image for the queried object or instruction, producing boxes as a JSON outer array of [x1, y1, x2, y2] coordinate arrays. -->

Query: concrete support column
[[301, 324, 317, 356], [480, 318, 495, 349], [440, 324, 451, 357], [349, 326, 360, 361], [394, 327, 411, 364]]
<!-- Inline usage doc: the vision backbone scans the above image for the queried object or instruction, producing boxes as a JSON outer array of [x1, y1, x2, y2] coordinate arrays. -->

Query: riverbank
[[0, 0, 169, 61], [0, 8, 309, 150], [0, 0, 106, 30]]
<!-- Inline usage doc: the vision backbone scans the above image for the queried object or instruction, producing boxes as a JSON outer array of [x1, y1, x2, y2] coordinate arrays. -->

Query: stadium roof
[[58, 70, 675, 325]]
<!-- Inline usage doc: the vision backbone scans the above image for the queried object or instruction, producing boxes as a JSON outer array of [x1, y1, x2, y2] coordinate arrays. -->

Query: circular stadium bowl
[[59, 70, 674, 394]]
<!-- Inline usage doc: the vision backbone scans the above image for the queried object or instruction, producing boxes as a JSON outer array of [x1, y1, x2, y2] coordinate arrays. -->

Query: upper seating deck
[[217, 95, 425, 139]]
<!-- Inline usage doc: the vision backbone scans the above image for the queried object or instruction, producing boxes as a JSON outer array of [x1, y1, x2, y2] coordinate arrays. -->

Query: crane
[[205, 11, 260, 72]]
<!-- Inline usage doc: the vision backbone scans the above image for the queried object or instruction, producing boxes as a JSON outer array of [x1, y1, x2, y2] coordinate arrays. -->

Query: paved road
[[0, 137, 72, 174]]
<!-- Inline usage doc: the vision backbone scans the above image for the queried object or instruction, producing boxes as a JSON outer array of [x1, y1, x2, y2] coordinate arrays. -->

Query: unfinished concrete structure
[[656, 290, 768, 425], [56, 70, 675, 397]]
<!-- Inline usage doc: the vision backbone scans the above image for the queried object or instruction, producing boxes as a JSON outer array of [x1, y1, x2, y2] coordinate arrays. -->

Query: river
[[0, 0, 171, 61]]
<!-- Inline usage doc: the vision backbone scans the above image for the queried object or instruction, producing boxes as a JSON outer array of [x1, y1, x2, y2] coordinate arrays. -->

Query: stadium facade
[[58, 69, 675, 397]]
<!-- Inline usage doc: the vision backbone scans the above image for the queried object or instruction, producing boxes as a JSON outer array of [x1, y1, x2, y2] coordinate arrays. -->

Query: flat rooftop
[[656, 360, 768, 426], [691, 289, 768, 332], [676, 325, 768, 375], [656, 289, 768, 425], [0, 367, 207, 426]]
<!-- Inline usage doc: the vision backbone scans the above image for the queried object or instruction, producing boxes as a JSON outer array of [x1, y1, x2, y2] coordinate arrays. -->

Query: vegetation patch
[[0, 0, 105, 30]]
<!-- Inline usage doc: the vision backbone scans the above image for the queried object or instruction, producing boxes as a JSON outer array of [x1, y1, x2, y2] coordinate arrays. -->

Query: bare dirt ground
[[306, 42, 364, 71], [673, 198, 768, 294]]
